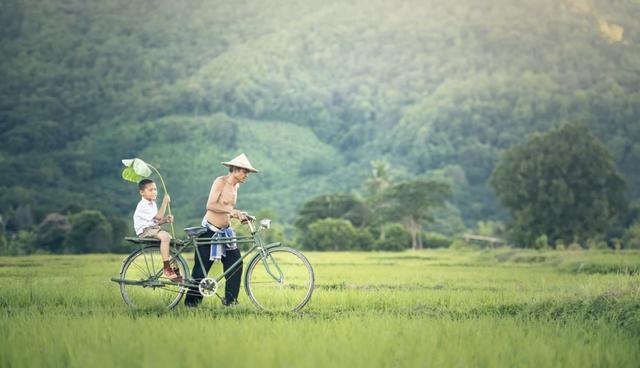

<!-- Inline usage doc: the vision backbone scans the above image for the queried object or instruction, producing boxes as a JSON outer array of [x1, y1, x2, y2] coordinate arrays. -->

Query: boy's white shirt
[[133, 198, 158, 235]]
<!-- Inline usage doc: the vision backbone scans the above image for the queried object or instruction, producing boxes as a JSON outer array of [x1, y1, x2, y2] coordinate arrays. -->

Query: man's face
[[234, 168, 250, 183], [140, 182, 157, 201]]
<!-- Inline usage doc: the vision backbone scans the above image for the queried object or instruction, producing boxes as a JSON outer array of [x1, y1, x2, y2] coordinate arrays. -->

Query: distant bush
[[449, 238, 480, 251], [475, 221, 505, 238], [534, 235, 550, 250], [622, 222, 640, 249], [567, 243, 583, 251], [353, 228, 375, 251], [0, 223, 6, 253], [587, 238, 609, 251], [36, 213, 71, 253], [611, 238, 622, 251], [422, 232, 453, 248], [373, 223, 411, 251], [300, 218, 373, 250], [3, 230, 37, 256]]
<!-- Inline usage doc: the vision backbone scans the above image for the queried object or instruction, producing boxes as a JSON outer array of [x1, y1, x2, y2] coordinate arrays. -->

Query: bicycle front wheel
[[118, 245, 189, 309], [244, 246, 314, 312]]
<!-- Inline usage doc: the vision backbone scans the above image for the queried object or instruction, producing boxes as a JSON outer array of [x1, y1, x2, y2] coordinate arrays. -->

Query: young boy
[[133, 179, 181, 281]]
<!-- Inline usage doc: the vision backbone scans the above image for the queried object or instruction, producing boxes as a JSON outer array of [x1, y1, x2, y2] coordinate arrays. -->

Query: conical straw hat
[[222, 153, 259, 173]]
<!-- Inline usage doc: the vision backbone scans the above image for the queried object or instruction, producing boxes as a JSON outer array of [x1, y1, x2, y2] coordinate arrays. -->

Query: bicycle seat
[[124, 237, 184, 246], [184, 226, 208, 237], [124, 236, 159, 244]]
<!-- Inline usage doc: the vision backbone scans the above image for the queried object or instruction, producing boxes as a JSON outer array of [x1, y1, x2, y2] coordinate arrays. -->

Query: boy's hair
[[138, 179, 154, 191]]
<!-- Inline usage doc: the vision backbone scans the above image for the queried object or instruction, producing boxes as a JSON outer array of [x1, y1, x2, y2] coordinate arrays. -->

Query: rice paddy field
[[1, 248, 639, 367]]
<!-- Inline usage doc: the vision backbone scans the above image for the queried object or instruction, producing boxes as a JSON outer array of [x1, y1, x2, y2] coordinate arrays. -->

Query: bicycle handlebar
[[243, 215, 257, 233]]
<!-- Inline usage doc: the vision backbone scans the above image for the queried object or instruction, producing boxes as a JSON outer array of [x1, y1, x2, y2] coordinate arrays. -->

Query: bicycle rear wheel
[[118, 245, 189, 309], [244, 246, 314, 312]]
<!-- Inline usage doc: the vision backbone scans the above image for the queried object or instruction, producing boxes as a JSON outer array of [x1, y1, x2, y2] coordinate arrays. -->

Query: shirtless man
[[184, 153, 258, 307]]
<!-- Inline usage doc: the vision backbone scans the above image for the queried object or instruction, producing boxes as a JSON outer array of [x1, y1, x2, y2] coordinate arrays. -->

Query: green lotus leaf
[[121, 166, 143, 182], [121, 158, 152, 182]]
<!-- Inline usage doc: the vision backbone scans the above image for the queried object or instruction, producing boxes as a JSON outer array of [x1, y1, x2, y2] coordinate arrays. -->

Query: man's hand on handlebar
[[239, 212, 256, 223]]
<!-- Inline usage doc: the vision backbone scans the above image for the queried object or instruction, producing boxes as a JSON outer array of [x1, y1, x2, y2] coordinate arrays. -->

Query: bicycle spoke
[[150, 251, 156, 277], [142, 251, 154, 278], [130, 261, 149, 277]]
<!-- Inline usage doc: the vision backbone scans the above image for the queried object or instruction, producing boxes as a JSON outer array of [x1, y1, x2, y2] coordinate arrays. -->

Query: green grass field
[[1, 248, 639, 367]]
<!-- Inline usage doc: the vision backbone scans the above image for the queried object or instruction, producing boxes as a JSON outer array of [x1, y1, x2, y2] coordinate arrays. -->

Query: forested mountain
[[1, 0, 639, 237]]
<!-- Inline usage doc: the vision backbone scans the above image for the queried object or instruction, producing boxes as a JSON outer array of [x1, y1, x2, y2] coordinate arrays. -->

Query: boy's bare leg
[[158, 230, 181, 281], [158, 230, 171, 261]]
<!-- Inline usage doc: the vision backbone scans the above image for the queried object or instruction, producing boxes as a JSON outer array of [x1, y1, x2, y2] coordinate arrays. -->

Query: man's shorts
[[140, 226, 171, 239]]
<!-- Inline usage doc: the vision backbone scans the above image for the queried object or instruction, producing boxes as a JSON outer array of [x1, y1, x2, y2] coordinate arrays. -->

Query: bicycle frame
[[113, 220, 286, 291]]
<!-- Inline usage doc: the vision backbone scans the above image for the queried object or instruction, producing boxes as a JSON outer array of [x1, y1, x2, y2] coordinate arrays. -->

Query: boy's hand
[[162, 194, 171, 205], [166, 215, 174, 224]]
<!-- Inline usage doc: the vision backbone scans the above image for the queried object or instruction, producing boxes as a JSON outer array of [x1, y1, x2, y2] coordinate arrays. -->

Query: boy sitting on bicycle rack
[[133, 179, 181, 282]]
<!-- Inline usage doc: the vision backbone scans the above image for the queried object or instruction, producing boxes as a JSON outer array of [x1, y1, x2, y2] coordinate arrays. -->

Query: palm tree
[[364, 160, 392, 196]]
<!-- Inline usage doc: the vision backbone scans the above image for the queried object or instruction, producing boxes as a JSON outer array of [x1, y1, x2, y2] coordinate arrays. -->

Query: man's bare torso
[[205, 175, 238, 228]]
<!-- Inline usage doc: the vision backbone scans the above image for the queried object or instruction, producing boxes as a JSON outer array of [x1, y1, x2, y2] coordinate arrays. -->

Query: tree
[[64, 210, 113, 253], [363, 160, 392, 196], [623, 221, 640, 249], [0, 218, 6, 254], [294, 194, 370, 231], [108, 217, 130, 253], [36, 213, 71, 253], [6, 231, 37, 256], [5, 205, 35, 232], [301, 218, 358, 251], [374, 180, 451, 249], [490, 123, 627, 246], [373, 223, 412, 251]]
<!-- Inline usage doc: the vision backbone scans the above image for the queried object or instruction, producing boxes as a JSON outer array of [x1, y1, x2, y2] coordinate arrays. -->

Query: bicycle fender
[[118, 250, 139, 275], [244, 242, 282, 278], [118, 254, 133, 275], [263, 242, 281, 250]]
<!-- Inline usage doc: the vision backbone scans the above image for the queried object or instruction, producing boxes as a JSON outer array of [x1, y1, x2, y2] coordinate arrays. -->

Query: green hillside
[[1, 0, 639, 240]]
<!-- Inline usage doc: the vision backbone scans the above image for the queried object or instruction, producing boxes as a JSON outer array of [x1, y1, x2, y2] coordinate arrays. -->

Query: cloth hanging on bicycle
[[201, 217, 237, 261]]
